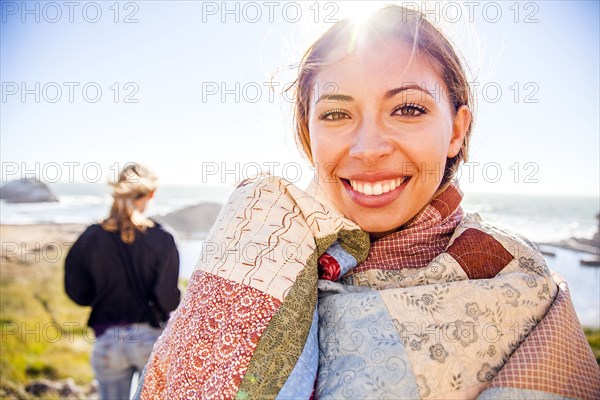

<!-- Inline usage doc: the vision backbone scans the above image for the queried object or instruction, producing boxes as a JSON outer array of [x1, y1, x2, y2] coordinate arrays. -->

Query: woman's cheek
[[311, 138, 334, 171]]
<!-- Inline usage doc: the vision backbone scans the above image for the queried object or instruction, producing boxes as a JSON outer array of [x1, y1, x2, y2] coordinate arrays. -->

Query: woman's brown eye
[[319, 109, 350, 121], [394, 104, 427, 117], [325, 112, 348, 120]]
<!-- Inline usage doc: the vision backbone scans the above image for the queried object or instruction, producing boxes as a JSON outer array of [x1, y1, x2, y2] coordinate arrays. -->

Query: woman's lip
[[342, 177, 410, 208]]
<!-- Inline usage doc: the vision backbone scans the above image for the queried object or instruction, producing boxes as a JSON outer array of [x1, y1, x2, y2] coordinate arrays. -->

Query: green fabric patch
[[236, 252, 318, 398], [337, 229, 370, 264], [237, 230, 365, 398]]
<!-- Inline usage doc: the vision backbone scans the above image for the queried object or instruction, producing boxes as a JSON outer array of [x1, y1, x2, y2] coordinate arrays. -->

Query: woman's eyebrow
[[384, 84, 434, 100], [315, 93, 354, 104], [314, 84, 435, 105]]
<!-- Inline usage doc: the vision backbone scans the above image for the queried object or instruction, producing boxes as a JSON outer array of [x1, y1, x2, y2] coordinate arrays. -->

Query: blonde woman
[[65, 163, 180, 400]]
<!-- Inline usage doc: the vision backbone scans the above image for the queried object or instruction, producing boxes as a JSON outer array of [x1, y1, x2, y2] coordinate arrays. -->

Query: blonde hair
[[290, 5, 474, 190], [101, 163, 158, 243]]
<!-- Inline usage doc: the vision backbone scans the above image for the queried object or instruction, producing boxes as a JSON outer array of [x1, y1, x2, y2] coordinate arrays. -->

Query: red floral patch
[[319, 253, 341, 281], [140, 271, 281, 399]]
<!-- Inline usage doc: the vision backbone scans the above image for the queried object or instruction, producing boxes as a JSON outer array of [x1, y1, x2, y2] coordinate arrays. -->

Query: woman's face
[[308, 39, 470, 234]]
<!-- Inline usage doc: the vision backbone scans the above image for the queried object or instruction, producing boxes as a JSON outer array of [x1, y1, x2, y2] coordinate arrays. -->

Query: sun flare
[[340, 1, 385, 24]]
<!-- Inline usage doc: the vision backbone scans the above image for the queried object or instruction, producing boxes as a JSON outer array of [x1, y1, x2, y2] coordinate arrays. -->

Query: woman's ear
[[447, 105, 471, 158], [148, 191, 155, 200]]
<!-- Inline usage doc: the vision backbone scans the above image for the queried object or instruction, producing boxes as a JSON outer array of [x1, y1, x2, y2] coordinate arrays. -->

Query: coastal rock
[[24, 379, 62, 397], [24, 378, 96, 399], [542, 213, 600, 256], [553, 237, 600, 255], [153, 202, 222, 239], [0, 178, 58, 203]]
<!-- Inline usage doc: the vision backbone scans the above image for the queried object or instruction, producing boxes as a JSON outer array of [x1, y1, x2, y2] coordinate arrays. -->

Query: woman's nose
[[348, 120, 394, 164]]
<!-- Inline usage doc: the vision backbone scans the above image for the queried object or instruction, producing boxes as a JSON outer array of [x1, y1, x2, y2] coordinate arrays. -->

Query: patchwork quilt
[[137, 176, 600, 399]]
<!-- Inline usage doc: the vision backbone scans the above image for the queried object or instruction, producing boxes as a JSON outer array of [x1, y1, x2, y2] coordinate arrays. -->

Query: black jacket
[[64, 223, 180, 331]]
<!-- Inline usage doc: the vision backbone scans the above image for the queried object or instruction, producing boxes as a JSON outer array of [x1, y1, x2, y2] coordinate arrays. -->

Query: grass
[[0, 256, 94, 387]]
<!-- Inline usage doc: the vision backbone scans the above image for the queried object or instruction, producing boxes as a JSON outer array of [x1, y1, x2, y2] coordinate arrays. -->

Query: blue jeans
[[91, 323, 163, 400]]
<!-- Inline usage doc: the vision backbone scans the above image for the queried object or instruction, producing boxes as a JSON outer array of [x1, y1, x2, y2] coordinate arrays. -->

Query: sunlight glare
[[340, 1, 384, 25]]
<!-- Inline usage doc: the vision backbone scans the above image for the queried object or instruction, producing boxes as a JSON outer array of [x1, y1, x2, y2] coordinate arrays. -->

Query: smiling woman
[[292, 7, 474, 236], [306, 39, 470, 234], [136, 5, 600, 400]]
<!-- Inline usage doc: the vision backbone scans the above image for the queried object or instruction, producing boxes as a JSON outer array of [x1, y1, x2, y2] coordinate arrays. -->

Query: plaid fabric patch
[[488, 276, 600, 399], [446, 228, 514, 279], [354, 184, 463, 272]]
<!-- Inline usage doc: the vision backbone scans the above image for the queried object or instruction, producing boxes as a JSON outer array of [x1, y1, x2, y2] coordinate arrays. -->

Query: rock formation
[[153, 202, 222, 239], [0, 178, 58, 203]]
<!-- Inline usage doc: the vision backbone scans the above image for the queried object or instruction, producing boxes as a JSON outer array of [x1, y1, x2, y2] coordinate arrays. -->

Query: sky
[[1, 0, 599, 196]]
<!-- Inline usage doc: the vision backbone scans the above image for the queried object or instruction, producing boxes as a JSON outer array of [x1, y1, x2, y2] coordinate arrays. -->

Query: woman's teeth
[[349, 177, 408, 196]]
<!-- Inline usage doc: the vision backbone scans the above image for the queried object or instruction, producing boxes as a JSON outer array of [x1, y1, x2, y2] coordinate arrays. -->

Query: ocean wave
[[56, 194, 108, 206]]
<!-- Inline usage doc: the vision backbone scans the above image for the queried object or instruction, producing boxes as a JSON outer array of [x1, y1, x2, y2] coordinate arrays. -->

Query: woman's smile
[[340, 175, 412, 208]]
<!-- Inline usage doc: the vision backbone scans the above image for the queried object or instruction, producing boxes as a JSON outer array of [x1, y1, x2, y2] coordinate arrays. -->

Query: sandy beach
[[1, 223, 87, 244], [1, 224, 87, 265]]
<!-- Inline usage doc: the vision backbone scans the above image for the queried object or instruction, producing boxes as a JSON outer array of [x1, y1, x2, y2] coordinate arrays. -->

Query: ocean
[[1, 182, 599, 327]]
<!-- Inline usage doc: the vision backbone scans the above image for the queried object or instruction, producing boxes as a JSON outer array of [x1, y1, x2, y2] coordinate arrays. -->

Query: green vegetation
[[0, 254, 93, 390]]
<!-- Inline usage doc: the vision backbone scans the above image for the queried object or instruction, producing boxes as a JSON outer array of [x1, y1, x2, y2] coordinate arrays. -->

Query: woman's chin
[[352, 217, 403, 237]]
